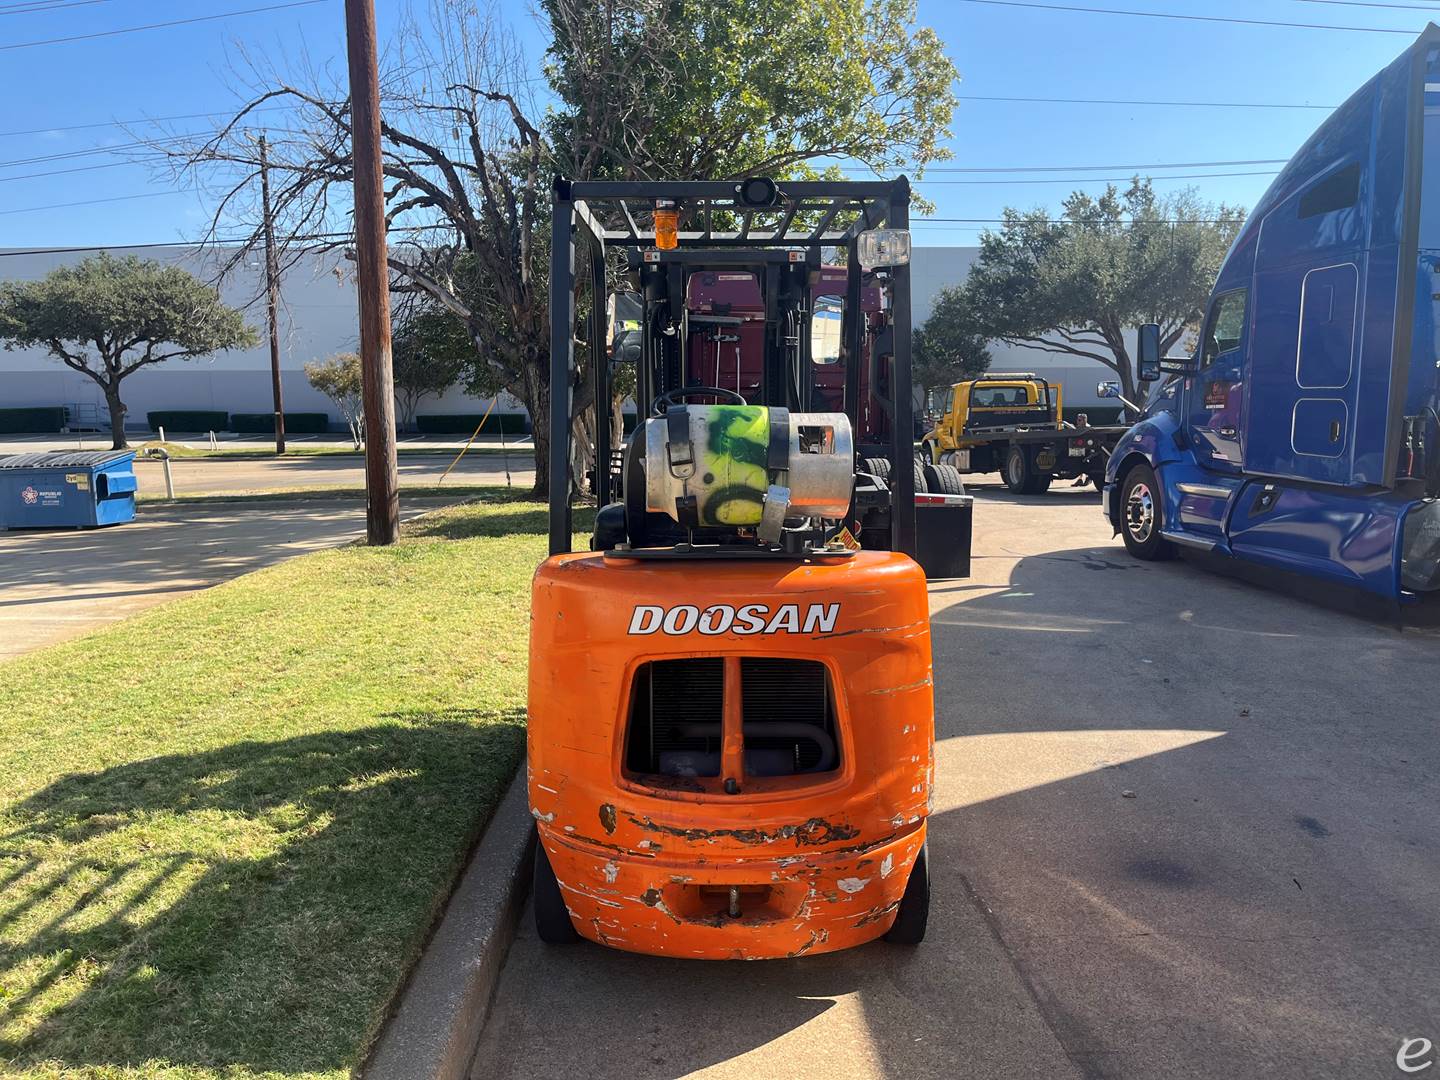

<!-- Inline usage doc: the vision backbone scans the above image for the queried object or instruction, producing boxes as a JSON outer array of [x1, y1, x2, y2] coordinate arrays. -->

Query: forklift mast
[[548, 176, 917, 557]]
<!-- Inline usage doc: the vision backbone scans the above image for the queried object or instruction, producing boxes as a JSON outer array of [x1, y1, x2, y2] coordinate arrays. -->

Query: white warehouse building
[[0, 244, 1113, 432]]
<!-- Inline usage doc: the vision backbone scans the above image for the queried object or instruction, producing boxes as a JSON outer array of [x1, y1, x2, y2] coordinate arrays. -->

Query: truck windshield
[[973, 386, 1031, 407]]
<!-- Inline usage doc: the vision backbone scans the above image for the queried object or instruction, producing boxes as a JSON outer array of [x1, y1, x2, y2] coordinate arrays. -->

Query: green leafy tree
[[391, 303, 470, 430], [958, 180, 1244, 415], [305, 352, 364, 449], [545, 0, 957, 182], [0, 253, 257, 448], [914, 287, 991, 408]]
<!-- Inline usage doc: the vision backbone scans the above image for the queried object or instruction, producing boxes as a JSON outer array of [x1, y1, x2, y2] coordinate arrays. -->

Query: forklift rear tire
[[532, 832, 582, 944], [1003, 446, 1052, 495], [922, 462, 966, 496], [1119, 462, 1176, 561], [884, 841, 930, 945]]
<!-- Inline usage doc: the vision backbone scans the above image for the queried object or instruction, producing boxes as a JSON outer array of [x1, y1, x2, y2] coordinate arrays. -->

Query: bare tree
[[155, 2, 578, 495], [154, 0, 958, 495]]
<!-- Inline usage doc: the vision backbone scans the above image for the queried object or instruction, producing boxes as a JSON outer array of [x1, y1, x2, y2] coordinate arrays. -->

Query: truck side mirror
[[1096, 381, 1120, 399], [1137, 324, 1161, 383]]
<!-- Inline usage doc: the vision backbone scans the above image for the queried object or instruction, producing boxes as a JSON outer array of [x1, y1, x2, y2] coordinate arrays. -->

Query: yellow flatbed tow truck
[[921, 373, 1126, 494]]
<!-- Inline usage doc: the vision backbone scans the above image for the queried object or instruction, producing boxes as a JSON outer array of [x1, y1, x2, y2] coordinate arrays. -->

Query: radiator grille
[[623, 657, 840, 781], [624, 658, 723, 777]]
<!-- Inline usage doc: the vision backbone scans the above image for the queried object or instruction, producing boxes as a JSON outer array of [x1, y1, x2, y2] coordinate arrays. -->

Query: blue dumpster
[[0, 451, 139, 529]]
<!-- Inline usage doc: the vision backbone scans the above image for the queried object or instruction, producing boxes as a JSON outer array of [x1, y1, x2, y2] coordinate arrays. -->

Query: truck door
[[1237, 30, 1439, 489], [1186, 289, 1248, 471]]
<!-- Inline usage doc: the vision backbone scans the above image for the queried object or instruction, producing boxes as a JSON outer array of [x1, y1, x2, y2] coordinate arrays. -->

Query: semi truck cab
[[1105, 24, 1440, 609]]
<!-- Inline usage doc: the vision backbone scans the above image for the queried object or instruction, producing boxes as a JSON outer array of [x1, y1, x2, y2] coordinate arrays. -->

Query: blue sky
[[0, 0, 1432, 249]]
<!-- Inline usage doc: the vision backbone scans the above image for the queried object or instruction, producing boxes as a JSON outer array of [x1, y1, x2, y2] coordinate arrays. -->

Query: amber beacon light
[[653, 199, 680, 250]]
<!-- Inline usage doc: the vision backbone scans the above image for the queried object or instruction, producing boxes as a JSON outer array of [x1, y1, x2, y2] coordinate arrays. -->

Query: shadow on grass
[[0, 713, 524, 1074]]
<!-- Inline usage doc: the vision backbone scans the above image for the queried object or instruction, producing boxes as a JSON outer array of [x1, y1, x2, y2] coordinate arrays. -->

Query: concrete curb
[[365, 771, 533, 1080]]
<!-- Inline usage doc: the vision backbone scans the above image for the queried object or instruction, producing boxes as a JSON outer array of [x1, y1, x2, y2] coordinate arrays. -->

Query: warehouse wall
[[1, 243, 1127, 426]]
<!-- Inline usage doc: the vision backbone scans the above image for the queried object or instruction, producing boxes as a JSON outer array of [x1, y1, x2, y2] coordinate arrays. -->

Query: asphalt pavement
[[472, 475, 1440, 1080]]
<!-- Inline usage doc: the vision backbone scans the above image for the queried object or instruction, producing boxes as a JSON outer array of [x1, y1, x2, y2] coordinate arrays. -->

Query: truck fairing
[[1107, 26, 1440, 605]]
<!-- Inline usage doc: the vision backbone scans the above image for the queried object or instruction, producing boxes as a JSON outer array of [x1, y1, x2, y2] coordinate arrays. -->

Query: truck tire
[[1119, 462, 1176, 561], [533, 832, 582, 944], [922, 462, 966, 496], [884, 841, 930, 945], [1003, 445, 1052, 495], [862, 456, 892, 481], [912, 460, 930, 494]]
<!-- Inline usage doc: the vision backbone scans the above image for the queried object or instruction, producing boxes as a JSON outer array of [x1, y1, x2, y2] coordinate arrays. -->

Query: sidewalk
[[0, 432, 532, 455]]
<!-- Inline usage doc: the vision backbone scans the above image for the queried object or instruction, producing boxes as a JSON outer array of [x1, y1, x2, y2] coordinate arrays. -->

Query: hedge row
[[0, 407, 66, 434], [230, 413, 331, 434], [147, 410, 230, 433], [415, 413, 530, 435]]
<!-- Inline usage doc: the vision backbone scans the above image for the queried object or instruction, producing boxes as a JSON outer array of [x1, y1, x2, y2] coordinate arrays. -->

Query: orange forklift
[[528, 177, 949, 958]]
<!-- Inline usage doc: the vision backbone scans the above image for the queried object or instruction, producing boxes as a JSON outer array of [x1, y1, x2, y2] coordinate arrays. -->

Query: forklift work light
[[654, 200, 680, 250], [857, 228, 911, 270], [736, 176, 779, 207]]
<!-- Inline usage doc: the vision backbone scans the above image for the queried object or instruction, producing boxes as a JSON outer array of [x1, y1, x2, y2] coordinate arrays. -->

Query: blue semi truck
[[1105, 25, 1440, 612]]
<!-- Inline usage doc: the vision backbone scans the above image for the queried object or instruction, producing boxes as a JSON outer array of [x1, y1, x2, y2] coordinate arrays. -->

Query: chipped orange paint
[[528, 550, 934, 959]]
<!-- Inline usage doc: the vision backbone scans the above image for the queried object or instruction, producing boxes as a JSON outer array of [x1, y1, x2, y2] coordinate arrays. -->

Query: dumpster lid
[[0, 450, 136, 470]]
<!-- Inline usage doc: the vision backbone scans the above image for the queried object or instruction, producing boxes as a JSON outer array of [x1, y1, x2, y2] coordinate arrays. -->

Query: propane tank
[[643, 405, 853, 536]]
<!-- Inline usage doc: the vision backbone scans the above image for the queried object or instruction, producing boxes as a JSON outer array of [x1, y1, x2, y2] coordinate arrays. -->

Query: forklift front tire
[[922, 462, 966, 496], [532, 831, 582, 944], [884, 841, 930, 945], [863, 456, 892, 481]]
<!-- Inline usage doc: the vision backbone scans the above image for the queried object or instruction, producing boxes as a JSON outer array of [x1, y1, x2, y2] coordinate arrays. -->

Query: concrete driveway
[[473, 478, 1440, 1079], [0, 497, 451, 660]]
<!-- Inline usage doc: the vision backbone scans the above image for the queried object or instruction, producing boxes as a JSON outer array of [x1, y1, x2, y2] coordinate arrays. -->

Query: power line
[[957, 93, 1336, 110], [0, 0, 328, 51], [0, 0, 114, 14], [0, 159, 150, 182], [922, 157, 1288, 174], [1293, 0, 1440, 10], [914, 169, 1281, 185], [918, 216, 1240, 223], [0, 191, 178, 215], [952, 0, 1419, 34], [0, 104, 292, 139]]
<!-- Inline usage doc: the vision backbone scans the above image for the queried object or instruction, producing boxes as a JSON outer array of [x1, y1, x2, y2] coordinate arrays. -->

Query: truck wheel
[[912, 461, 930, 494], [862, 456, 892, 481], [884, 841, 930, 945], [1119, 463, 1175, 561], [1004, 446, 1051, 494], [1003, 446, 1029, 494], [922, 462, 966, 496], [533, 832, 581, 944]]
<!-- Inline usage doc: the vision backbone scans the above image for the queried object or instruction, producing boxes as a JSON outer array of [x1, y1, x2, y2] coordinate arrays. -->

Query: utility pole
[[257, 133, 286, 455], [344, 0, 399, 544]]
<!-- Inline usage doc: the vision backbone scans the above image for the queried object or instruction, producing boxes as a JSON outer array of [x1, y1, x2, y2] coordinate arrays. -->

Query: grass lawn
[[0, 493, 586, 1079]]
